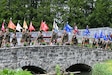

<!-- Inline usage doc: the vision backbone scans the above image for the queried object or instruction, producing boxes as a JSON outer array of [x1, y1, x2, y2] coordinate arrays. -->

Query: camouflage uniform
[[92, 39, 97, 48], [37, 34, 43, 44], [26, 32, 31, 45], [98, 38, 102, 48], [0, 33, 4, 47], [21, 32, 27, 43], [51, 31, 57, 44], [12, 34, 17, 46], [62, 32, 68, 44], [5, 32, 10, 43], [71, 35, 78, 45]]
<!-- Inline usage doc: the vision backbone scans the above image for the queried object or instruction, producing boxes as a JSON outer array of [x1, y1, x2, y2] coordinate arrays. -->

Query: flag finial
[[3, 20, 5, 22], [18, 20, 20, 23], [10, 17, 12, 20]]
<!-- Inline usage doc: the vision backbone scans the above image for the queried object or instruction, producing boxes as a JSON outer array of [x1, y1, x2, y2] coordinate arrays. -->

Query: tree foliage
[[0, 0, 111, 30]]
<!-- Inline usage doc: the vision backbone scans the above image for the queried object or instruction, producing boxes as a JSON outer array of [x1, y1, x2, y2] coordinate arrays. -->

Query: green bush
[[6, 43, 10, 47], [78, 43, 81, 47], [31, 42, 34, 45], [55, 64, 61, 75], [0, 69, 32, 75], [41, 42, 47, 45], [24, 42, 27, 46], [92, 60, 112, 75]]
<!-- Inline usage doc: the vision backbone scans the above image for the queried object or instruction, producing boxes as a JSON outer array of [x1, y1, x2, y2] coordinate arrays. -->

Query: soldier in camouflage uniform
[[5, 28, 10, 44], [37, 31, 43, 45], [26, 31, 32, 45], [61, 30, 68, 45], [71, 34, 78, 45], [12, 33, 17, 46], [21, 29, 27, 45], [51, 29, 58, 44], [0, 31, 4, 47]]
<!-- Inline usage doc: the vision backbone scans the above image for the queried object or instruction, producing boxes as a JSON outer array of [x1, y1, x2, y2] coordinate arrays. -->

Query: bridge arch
[[66, 63, 92, 72], [22, 65, 46, 74]]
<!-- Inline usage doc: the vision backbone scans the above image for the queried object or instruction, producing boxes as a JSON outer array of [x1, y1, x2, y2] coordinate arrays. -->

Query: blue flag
[[63, 23, 73, 33], [103, 35, 108, 41], [99, 31, 103, 38], [83, 28, 90, 36], [94, 33, 99, 39]]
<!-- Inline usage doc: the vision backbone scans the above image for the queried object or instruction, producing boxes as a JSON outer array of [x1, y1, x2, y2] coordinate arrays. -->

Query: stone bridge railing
[[0, 46, 112, 72]]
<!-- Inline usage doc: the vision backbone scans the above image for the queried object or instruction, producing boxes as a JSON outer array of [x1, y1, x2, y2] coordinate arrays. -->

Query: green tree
[[88, 0, 112, 28], [0, 0, 111, 30]]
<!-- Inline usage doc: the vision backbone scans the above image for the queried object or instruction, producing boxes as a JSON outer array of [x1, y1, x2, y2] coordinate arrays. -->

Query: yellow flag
[[23, 20, 28, 30]]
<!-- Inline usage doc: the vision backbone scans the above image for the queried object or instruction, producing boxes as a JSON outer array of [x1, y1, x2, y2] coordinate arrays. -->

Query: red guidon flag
[[40, 21, 49, 32], [28, 21, 35, 32], [1, 20, 5, 32]]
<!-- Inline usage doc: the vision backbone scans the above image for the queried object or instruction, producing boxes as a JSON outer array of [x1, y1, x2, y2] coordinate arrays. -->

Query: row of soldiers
[[0, 28, 17, 47], [0, 28, 33, 47], [0, 28, 78, 47], [92, 38, 112, 49], [50, 29, 78, 45], [21, 29, 78, 46], [81, 36, 112, 49], [0, 28, 111, 50]]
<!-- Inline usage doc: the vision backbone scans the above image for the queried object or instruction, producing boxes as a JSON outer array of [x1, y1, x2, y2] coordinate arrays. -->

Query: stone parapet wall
[[0, 46, 112, 72]]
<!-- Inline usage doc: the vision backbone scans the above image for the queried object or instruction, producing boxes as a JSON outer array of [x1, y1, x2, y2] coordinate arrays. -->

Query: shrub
[[55, 64, 61, 75], [31, 42, 34, 45], [92, 60, 112, 75], [41, 42, 47, 45], [78, 43, 81, 47], [0, 69, 32, 75], [6, 43, 10, 47], [56, 42, 60, 45], [24, 42, 27, 46]]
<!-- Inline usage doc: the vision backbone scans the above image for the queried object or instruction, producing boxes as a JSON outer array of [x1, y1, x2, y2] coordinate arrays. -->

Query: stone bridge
[[0, 46, 112, 73]]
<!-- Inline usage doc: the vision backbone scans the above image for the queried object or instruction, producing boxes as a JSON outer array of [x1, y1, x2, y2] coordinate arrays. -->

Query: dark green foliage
[[0, 0, 111, 31]]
